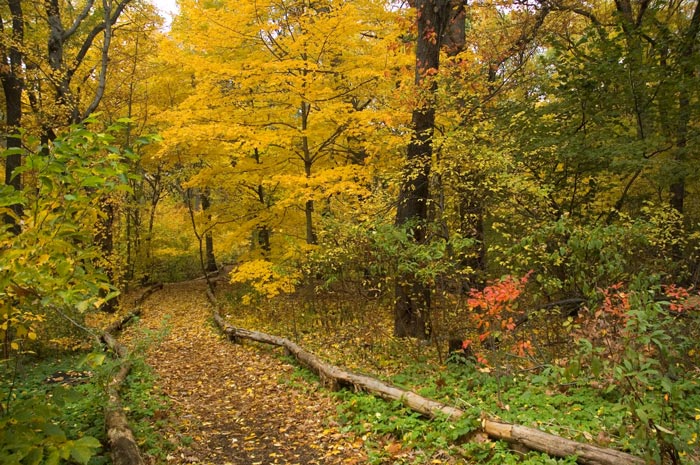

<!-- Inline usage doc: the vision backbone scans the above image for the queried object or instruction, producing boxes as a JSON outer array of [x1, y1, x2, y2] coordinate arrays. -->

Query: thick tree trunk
[[670, 0, 700, 215], [207, 299, 644, 465], [1, 0, 24, 235], [301, 101, 317, 245], [394, 0, 453, 339], [201, 189, 218, 272]]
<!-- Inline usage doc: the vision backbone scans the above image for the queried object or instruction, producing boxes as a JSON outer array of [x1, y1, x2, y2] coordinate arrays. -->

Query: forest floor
[[121, 280, 368, 465]]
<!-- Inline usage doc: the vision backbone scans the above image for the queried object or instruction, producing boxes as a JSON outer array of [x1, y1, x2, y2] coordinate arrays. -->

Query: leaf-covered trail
[[125, 280, 367, 465]]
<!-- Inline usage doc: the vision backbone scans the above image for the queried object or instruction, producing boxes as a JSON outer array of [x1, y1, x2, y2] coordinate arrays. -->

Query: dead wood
[[134, 282, 164, 306], [101, 326, 145, 465], [208, 295, 643, 465], [105, 283, 162, 334], [105, 310, 142, 335]]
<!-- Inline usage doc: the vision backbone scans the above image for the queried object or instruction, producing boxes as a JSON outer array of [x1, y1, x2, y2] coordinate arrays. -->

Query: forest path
[[122, 280, 366, 465]]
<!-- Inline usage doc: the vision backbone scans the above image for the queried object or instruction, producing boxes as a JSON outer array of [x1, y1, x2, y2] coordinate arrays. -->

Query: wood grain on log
[[105, 407, 144, 465]]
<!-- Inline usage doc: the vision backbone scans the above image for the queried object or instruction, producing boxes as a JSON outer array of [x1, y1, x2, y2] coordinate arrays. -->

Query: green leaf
[[45, 449, 60, 465], [41, 423, 66, 440], [80, 351, 107, 368], [69, 436, 101, 465], [80, 176, 105, 188], [635, 407, 648, 424], [23, 447, 43, 465]]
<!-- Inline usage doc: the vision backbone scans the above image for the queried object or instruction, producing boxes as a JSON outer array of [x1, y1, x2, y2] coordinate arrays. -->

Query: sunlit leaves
[[0, 121, 155, 352], [157, 0, 412, 264]]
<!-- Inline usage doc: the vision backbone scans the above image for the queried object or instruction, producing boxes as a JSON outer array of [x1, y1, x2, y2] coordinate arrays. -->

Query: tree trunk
[[301, 100, 317, 245], [201, 189, 218, 273], [394, 0, 453, 339], [1, 0, 24, 235], [670, 0, 700, 215], [43, 0, 134, 128]]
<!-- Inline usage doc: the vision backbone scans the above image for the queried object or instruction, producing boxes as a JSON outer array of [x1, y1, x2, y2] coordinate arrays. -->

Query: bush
[[570, 278, 700, 462]]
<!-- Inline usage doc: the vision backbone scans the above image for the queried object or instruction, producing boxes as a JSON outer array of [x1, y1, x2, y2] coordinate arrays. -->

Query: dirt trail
[[125, 280, 366, 465]]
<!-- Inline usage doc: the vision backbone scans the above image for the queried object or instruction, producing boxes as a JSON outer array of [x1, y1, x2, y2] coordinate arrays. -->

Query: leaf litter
[[122, 280, 367, 464]]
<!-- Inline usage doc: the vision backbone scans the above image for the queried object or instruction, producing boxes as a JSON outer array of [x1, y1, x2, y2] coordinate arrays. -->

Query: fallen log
[[105, 310, 142, 336], [208, 298, 643, 465], [105, 283, 163, 334], [105, 362, 144, 465], [134, 282, 164, 306], [101, 329, 145, 465]]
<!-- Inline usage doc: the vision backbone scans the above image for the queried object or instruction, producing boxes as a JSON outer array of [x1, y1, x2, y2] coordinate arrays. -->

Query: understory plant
[[1, 120, 156, 464], [569, 277, 700, 463]]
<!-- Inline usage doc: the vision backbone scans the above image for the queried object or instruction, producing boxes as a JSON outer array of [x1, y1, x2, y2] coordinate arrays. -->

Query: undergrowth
[[1, 352, 108, 465], [0, 343, 173, 465], [220, 277, 700, 464]]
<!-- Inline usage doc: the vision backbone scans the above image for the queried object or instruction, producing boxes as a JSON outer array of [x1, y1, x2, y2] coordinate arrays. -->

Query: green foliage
[[497, 212, 688, 300], [335, 390, 477, 464], [0, 353, 108, 465], [333, 361, 631, 464], [121, 357, 174, 459], [0, 403, 101, 465], [1, 119, 155, 348], [306, 217, 476, 295], [0, 120, 157, 464], [570, 278, 700, 463]]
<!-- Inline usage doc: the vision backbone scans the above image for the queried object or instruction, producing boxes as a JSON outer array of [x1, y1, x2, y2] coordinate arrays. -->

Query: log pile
[[207, 290, 644, 465]]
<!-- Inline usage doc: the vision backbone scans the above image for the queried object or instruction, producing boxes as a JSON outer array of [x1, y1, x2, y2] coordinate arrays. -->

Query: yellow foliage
[[230, 260, 301, 302], [152, 0, 412, 258]]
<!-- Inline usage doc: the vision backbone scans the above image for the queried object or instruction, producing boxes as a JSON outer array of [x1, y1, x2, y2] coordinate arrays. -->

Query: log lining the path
[[98, 283, 163, 465], [207, 289, 644, 465], [101, 333, 145, 465]]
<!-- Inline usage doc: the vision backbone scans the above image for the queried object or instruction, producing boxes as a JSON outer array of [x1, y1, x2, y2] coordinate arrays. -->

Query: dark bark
[[41, 0, 133, 128], [257, 225, 271, 252], [300, 100, 317, 245], [1, 0, 24, 234], [394, 0, 453, 339], [670, 0, 700, 215], [201, 189, 218, 273], [443, 0, 466, 56]]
